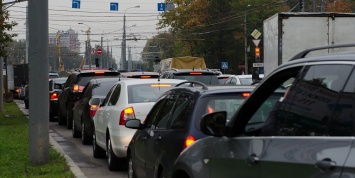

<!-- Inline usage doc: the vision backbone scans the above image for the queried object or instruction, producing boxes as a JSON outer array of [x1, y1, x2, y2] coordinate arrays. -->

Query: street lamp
[[244, 4, 251, 74], [78, 23, 91, 69], [122, 5, 140, 70]]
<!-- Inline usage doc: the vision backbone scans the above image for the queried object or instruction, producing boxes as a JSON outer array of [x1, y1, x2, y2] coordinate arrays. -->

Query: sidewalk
[[14, 100, 87, 178]]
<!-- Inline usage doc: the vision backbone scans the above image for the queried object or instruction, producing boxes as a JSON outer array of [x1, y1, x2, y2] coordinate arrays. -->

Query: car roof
[[50, 77, 67, 82], [117, 79, 185, 85], [164, 69, 216, 74], [90, 77, 129, 83], [72, 69, 118, 74]]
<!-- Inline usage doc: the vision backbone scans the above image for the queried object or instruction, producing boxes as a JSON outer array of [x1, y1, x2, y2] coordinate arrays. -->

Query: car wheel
[[81, 122, 92, 145], [66, 109, 73, 129], [93, 132, 105, 158], [107, 136, 120, 171], [72, 119, 80, 138], [128, 153, 137, 178], [58, 107, 66, 125]]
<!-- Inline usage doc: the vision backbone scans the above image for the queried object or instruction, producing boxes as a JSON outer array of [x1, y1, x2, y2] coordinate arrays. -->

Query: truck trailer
[[263, 12, 355, 76]]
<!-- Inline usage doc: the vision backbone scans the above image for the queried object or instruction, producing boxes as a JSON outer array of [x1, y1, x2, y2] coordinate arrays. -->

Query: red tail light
[[72, 84, 84, 93], [50, 92, 59, 101], [190, 72, 202, 75], [140, 76, 151, 78], [119, 107, 136, 125], [242, 92, 251, 97], [90, 105, 101, 117], [184, 135, 196, 149]]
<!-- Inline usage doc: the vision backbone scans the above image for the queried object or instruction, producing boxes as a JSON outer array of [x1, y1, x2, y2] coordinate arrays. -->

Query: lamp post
[[78, 23, 91, 68], [122, 5, 140, 71], [244, 4, 251, 74]]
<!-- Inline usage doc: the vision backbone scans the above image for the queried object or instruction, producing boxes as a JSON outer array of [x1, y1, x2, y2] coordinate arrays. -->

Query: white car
[[92, 79, 185, 171], [224, 74, 264, 85]]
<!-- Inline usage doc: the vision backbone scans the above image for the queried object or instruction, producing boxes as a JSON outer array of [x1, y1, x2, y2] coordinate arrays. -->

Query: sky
[[4, 0, 168, 65]]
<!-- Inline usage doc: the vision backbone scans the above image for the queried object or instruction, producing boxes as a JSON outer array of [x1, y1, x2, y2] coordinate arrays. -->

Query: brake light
[[16, 89, 19, 93], [184, 135, 196, 149], [119, 107, 136, 125], [151, 84, 172, 87], [90, 105, 101, 117], [50, 92, 59, 101], [72, 84, 84, 93], [242, 92, 251, 97], [189, 72, 202, 75], [208, 106, 214, 113], [95, 72, 105, 75], [140, 76, 151, 78]]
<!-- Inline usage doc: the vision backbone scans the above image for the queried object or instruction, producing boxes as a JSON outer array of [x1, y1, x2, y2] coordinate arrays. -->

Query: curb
[[14, 100, 87, 178]]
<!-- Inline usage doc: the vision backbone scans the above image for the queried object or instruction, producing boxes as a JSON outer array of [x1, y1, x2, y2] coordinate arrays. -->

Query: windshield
[[128, 83, 175, 103]]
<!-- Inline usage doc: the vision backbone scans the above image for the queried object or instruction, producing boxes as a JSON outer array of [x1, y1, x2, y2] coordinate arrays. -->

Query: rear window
[[174, 74, 220, 85], [92, 82, 117, 96], [240, 77, 253, 85], [128, 83, 175, 103], [218, 77, 229, 84]]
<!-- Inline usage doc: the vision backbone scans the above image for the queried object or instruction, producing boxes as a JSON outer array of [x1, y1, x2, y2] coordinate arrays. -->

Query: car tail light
[[151, 84, 172, 87], [207, 106, 214, 113], [119, 107, 136, 125], [189, 72, 202, 75], [16, 89, 19, 93], [90, 105, 101, 117], [50, 92, 59, 101], [72, 84, 84, 93], [95, 72, 105, 75], [184, 135, 196, 149], [140, 76, 151, 78], [242, 92, 251, 97]]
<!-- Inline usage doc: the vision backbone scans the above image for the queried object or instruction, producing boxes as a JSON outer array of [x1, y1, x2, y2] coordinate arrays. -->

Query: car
[[120, 71, 160, 78], [224, 74, 264, 85], [160, 69, 220, 85], [170, 43, 355, 178], [92, 79, 185, 171], [217, 74, 233, 84], [57, 69, 120, 128], [71, 78, 130, 145], [49, 72, 60, 78], [125, 81, 255, 178]]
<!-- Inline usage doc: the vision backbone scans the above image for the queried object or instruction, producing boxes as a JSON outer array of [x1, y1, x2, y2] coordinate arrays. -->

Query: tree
[[0, 2, 18, 57]]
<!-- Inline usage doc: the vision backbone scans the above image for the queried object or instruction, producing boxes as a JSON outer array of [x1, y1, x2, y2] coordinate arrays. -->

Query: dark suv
[[58, 69, 120, 128], [160, 69, 220, 85], [171, 43, 355, 178], [125, 81, 255, 178]]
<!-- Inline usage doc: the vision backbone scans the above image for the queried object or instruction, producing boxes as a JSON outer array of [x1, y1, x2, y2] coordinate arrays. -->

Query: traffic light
[[255, 47, 260, 61], [95, 58, 99, 67]]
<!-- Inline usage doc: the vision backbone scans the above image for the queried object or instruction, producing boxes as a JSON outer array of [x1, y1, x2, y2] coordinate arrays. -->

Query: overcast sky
[[5, 0, 168, 64]]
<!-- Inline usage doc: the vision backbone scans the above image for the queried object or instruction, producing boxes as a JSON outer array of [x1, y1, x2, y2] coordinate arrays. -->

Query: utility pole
[[56, 32, 64, 71], [29, 0, 49, 164], [244, 5, 251, 74], [100, 36, 103, 67], [121, 14, 126, 70]]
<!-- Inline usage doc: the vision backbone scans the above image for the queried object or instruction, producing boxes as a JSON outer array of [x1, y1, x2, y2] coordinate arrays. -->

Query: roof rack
[[290, 43, 355, 61], [175, 81, 208, 90]]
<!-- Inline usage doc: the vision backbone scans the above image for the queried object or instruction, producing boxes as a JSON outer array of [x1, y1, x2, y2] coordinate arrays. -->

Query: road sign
[[96, 48, 102, 55], [252, 39, 261, 47], [72, 0, 80, 9], [221, 62, 228, 69], [158, 3, 166, 11], [110, 2, 119, 11], [251, 29, 261, 39], [253, 63, 264, 67]]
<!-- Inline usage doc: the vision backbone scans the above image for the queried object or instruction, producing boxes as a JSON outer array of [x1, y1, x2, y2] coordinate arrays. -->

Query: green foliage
[[0, 2, 18, 58], [0, 102, 75, 178]]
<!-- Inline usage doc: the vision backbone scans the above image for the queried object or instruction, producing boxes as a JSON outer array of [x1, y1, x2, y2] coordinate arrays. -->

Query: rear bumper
[[50, 101, 59, 116]]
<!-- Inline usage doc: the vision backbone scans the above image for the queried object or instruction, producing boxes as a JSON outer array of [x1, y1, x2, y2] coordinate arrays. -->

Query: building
[[49, 28, 80, 53]]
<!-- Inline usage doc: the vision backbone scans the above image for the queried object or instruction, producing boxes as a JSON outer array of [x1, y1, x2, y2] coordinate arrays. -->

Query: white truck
[[263, 12, 355, 76]]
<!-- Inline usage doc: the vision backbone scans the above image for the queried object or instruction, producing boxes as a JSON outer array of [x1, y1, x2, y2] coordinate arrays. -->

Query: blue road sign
[[221, 62, 228, 69], [72, 0, 80, 9], [110, 2, 119, 11], [158, 3, 166, 11]]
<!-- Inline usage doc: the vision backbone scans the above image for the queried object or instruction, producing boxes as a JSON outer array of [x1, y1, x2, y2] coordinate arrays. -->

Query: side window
[[154, 94, 178, 129], [102, 85, 116, 106], [65, 75, 74, 88], [144, 96, 167, 129], [169, 93, 194, 129], [81, 83, 91, 98], [225, 78, 232, 85], [108, 84, 121, 106], [261, 64, 353, 136]]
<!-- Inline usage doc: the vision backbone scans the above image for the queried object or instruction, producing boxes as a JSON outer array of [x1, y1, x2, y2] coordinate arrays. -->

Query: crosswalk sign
[[221, 62, 228, 69]]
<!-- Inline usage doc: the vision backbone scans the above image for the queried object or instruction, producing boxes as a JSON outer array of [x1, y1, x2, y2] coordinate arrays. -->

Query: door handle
[[315, 158, 336, 171], [246, 154, 259, 166]]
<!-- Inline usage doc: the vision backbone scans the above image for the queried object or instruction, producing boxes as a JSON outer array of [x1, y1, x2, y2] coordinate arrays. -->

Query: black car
[[125, 81, 255, 178], [160, 69, 220, 85], [170, 43, 355, 178], [72, 78, 126, 144], [57, 69, 120, 128]]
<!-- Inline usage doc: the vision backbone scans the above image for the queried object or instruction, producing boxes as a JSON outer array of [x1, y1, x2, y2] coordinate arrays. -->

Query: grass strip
[[0, 102, 74, 178]]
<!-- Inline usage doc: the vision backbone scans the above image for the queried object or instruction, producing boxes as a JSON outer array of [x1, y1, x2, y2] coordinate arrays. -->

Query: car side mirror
[[125, 119, 142, 130], [89, 98, 102, 106], [200, 111, 227, 137]]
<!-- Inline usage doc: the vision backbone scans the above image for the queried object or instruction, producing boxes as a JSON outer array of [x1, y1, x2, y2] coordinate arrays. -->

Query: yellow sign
[[251, 29, 261, 39]]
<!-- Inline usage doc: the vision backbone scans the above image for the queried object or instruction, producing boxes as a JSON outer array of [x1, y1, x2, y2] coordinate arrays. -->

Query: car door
[[145, 93, 178, 178], [257, 64, 354, 177], [59, 75, 74, 116], [95, 84, 116, 147], [132, 95, 168, 178]]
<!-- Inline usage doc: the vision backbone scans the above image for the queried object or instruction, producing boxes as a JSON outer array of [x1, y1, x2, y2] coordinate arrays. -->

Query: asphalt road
[[15, 100, 127, 178]]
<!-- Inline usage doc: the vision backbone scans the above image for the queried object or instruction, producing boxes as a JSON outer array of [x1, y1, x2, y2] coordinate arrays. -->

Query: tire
[[107, 137, 120, 171], [81, 122, 92, 145], [72, 119, 81, 138], [128, 153, 137, 178], [93, 132, 105, 158], [58, 107, 66, 125], [66, 109, 73, 129]]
